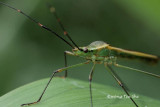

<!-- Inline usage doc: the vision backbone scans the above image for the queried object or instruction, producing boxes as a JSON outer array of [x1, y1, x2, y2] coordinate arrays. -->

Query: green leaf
[[0, 77, 160, 107]]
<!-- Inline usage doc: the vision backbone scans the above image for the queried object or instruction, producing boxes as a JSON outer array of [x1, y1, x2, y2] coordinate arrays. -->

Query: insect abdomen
[[109, 46, 159, 64], [119, 52, 158, 63]]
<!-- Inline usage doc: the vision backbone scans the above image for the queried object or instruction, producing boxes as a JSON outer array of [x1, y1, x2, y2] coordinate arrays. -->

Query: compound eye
[[83, 48, 88, 53]]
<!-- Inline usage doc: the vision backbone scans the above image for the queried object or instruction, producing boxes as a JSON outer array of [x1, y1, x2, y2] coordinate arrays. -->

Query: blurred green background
[[0, 0, 160, 102]]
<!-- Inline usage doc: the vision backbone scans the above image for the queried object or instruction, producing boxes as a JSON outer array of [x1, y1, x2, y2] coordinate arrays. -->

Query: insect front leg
[[21, 70, 58, 106], [21, 61, 90, 106], [64, 51, 75, 77], [64, 51, 68, 77]]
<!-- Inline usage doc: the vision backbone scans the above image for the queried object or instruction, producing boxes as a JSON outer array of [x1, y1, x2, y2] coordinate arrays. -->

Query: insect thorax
[[73, 45, 117, 64]]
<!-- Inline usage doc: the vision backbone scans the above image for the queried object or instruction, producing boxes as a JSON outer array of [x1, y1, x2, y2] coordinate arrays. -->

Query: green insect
[[0, 2, 160, 107]]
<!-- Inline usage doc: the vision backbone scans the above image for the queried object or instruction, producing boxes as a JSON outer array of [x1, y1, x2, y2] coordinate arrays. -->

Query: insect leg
[[114, 63, 160, 78], [64, 51, 75, 77], [64, 51, 68, 77], [21, 61, 90, 106], [89, 63, 96, 107], [105, 65, 139, 107]]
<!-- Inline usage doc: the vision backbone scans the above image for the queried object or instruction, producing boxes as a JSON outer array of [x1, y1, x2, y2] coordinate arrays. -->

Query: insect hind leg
[[105, 64, 139, 107], [114, 63, 160, 78]]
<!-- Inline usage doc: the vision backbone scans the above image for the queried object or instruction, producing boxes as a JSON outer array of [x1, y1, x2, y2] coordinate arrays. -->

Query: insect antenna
[[0, 2, 75, 49], [47, 4, 81, 50]]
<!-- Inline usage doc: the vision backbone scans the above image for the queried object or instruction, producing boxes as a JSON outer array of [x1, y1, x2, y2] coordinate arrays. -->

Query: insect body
[[0, 2, 160, 107], [72, 41, 158, 64]]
